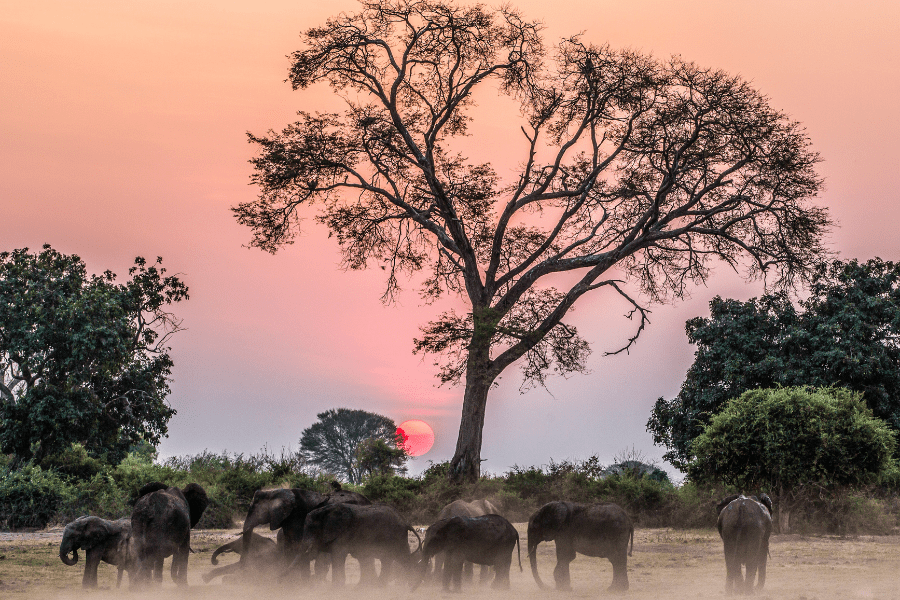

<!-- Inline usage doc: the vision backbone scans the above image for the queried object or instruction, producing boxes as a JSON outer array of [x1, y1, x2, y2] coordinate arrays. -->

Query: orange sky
[[2, 1, 898, 476]]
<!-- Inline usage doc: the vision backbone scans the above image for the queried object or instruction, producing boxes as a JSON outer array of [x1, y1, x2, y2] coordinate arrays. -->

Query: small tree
[[299, 408, 405, 483], [649, 258, 900, 469], [0, 245, 188, 466], [356, 437, 409, 479], [236, 0, 830, 482], [689, 387, 897, 530]]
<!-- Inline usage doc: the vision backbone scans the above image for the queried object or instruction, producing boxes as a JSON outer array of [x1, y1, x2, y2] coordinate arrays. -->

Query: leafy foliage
[[689, 387, 897, 492], [356, 437, 408, 479], [0, 464, 67, 529], [649, 258, 900, 469], [0, 245, 188, 466], [234, 0, 830, 481], [299, 408, 407, 484]]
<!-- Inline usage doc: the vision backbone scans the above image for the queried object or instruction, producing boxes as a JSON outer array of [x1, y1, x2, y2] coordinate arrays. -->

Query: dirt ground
[[3, 525, 900, 599]]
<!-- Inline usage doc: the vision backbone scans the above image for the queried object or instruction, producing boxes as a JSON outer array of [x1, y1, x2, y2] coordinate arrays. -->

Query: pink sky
[[3, 1, 898, 477]]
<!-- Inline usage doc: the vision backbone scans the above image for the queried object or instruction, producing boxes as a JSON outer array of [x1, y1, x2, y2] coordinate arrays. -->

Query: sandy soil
[[4, 525, 900, 599]]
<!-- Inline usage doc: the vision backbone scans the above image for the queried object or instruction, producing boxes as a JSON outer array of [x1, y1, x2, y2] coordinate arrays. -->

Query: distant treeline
[[1, 447, 898, 535]]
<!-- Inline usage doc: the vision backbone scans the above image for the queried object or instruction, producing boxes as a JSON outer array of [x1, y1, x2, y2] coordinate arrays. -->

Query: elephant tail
[[516, 531, 522, 572], [628, 525, 634, 557]]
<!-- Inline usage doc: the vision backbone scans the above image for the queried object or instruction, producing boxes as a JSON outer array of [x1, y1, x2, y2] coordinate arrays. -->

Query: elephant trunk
[[528, 536, 546, 589], [59, 543, 79, 566], [409, 549, 433, 592]]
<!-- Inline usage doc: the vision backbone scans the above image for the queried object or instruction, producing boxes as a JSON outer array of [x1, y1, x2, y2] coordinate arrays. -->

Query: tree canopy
[[299, 408, 406, 483], [689, 387, 897, 494], [648, 258, 900, 469], [0, 245, 188, 466], [235, 0, 830, 481]]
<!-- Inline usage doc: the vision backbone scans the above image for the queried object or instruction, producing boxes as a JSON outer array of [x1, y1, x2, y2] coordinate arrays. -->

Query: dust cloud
[[23, 526, 900, 600]]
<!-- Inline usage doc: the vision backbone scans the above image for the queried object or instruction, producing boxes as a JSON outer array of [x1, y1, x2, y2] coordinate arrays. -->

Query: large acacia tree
[[235, 0, 830, 482]]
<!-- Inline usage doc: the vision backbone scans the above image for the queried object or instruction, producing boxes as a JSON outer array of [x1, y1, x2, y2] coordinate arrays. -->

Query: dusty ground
[[3, 525, 900, 599]]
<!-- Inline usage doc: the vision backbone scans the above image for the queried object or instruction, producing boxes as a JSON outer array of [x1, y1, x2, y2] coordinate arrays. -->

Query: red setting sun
[[397, 420, 435, 457]]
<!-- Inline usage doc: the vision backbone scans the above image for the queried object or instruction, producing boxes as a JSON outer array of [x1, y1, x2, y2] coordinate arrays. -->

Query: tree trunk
[[449, 340, 495, 483]]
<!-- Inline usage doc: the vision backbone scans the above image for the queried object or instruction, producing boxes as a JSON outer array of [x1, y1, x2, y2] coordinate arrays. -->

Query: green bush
[[0, 464, 69, 529], [690, 387, 898, 492], [41, 444, 106, 480], [363, 474, 423, 514], [57, 473, 129, 521]]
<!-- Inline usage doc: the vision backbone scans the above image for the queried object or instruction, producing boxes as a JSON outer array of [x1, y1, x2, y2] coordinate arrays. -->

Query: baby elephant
[[202, 531, 282, 584], [59, 516, 134, 588], [415, 514, 521, 591]]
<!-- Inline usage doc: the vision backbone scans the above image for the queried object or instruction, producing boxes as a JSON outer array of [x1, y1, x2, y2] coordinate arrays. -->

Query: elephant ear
[[715, 494, 741, 516], [183, 483, 209, 528], [528, 501, 569, 540], [81, 517, 112, 548], [268, 492, 299, 530], [758, 493, 773, 515], [134, 481, 169, 503], [320, 505, 354, 546]]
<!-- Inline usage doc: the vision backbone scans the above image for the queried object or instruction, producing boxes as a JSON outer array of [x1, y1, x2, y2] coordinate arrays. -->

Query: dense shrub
[[57, 473, 129, 521], [0, 464, 68, 529], [690, 387, 898, 492]]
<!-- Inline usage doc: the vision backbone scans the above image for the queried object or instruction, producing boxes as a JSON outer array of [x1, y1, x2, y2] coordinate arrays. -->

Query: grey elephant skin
[[241, 486, 370, 579], [130, 481, 209, 587], [415, 514, 520, 591], [431, 498, 500, 582], [716, 494, 773, 594], [299, 503, 421, 587], [59, 515, 134, 588], [528, 501, 633, 592], [202, 531, 283, 584]]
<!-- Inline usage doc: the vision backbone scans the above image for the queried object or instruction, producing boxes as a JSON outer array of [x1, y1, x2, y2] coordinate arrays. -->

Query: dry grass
[[5, 525, 900, 599]]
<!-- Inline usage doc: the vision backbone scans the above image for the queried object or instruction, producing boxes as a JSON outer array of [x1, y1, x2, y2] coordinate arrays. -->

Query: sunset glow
[[397, 420, 435, 457]]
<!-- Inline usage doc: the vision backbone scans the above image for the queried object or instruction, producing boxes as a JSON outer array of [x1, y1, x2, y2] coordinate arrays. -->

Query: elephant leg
[[153, 555, 164, 583], [203, 560, 243, 584], [463, 559, 474, 584], [491, 555, 512, 590], [433, 551, 446, 584], [172, 547, 189, 586], [479, 563, 493, 584], [116, 566, 124, 588], [357, 556, 378, 585], [756, 552, 768, 591], [82, 549, 102, 588], [608, 552, 629, 592], [722, 540, 738, 595], [553, 541, 576, 591], [744, 555, 760, 595], [377, 557, 393, 586], [446, 553, 465, 592], [313, 552, 330, 582], [331, 551, 348, 587]]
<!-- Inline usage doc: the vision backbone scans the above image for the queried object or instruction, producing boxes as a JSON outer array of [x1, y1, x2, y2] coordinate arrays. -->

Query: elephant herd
[[59, 483, 773, 595]]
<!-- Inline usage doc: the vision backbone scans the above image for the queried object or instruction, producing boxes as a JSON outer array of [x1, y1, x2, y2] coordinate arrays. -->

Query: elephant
[[413, 514, 521, 591], [716, 494, 773, 595], [431, 498, 501, 583], [59, 515, 135, 588], [240, 485, 370, 580], [202, 531, 283, 584], [527, 501, 633, 592], [298, 503, 422, 587], [130, 481, 209, 587]]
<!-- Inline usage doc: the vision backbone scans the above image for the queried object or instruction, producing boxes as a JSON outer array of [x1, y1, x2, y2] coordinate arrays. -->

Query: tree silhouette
[[299, 408, 404, 483], [235, 0, 830, 482]]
